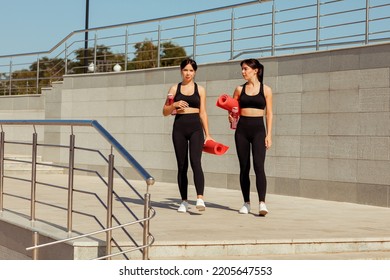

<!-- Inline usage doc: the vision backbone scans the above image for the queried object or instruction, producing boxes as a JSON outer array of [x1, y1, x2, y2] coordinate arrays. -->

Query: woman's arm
[[162, 85, 177, 116], [228, 86, 242, 123], [264, 84, 273, 149], [233, 85, 242, 101], [198, 85, 212, 141]]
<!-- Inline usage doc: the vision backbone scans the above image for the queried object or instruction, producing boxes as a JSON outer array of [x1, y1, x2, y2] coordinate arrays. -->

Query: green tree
[[7, 69, 36, 95], [130, 40, 158, 70], [6, 57, 66, 95], [130, 39, 187, 70], [3, 41, 187, 95], [68, 45, 126, 74], [160, 41, 187, 67], [0, 72, 8, 95], [30, 56, 66, 82]]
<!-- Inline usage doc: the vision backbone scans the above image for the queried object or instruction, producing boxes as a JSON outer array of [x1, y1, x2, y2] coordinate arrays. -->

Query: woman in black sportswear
[[229, 59, 273, 216], [163, 59, 213, 213]]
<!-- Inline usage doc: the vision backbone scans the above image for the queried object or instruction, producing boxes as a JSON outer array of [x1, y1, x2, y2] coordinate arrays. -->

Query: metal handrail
[[0, 1, 261, 59], [1, 0, 390, 96], [0, 119, 154, 186], [0, 119, 155, 260], [26, 208, 156, 260]]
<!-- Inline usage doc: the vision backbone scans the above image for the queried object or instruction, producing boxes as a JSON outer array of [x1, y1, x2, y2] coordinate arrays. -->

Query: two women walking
[[163, 58, 273, 216]]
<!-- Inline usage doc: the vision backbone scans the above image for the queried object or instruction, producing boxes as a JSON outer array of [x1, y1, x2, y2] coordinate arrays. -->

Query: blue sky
[[1, 0, 389, 58], [0, 0, 258, 55]]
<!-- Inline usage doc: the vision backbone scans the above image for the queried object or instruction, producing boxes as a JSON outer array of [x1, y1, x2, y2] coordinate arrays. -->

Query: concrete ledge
[[149, 238, 390, 259], [2, 209, 389, 260], [0, 211, 101, 260]]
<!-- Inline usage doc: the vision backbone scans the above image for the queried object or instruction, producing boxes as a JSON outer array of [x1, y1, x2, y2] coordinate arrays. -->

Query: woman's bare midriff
[[240, 108, 264, 117], [176, 107, 200, 114]]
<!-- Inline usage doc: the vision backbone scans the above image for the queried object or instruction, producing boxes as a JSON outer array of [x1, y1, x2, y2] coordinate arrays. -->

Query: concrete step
[[146, 238, 390, 260], [153, 250, 390, 260], [103, 242, 390, 260]]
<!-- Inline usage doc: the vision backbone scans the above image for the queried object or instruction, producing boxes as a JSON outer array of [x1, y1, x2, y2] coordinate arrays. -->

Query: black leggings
[[172, 114, 205, 200], [234, 116, 267, 202]]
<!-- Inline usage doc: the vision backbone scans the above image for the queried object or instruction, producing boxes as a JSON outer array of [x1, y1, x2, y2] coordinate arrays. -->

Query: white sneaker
[[177, 201, 189, 213], [239, 203, 251, 214], [259, 202, 268, 216], [196, 198, 206, 211]]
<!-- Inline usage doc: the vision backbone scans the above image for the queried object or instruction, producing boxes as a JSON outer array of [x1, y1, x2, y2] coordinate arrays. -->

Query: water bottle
[[167, 93, 176, 115], [230, 107, 239, 129]]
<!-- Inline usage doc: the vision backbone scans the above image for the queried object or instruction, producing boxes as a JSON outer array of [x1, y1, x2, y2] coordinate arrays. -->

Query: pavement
[[1, 173, 390, 260]]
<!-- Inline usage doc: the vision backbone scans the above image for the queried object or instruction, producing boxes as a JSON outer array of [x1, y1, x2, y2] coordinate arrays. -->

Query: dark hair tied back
[[240, 58, 264, 84], [240, 59, 265, 102], [180, 58, 198, 71]]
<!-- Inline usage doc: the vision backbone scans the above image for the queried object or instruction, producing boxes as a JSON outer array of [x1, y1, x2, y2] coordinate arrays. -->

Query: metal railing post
[[157, 23, 161, 68], [93, 32, 98, 72], [365, 0, 370, 44], [8, 59, 12, 96], [316, 0, 321, 50], [64, 43, 68, 74], [32, 232, 39, 260], [36, 56, 40, 95], [67, 132, 75, 232], [0, 130, 4, 211], [124, 27, 129, 71], [271, 4, 275, 56], [30, 131, 38, 221], [142, 191, 151, 260], [230, 9, 235, 60], [193, 15, 197, 60], [106, 153, 115, 259]]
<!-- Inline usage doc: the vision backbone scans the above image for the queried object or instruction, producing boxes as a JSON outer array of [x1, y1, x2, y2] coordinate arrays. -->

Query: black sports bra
[[174, 83, 201, 108], [239, 83, 266, 110]]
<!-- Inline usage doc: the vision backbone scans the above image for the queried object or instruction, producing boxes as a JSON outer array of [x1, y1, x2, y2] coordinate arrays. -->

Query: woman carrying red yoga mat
[[216, 94, 239, 111], [163, 58, 214, 214], [203, 139, 229, 155], [228, 58, 273, 217]]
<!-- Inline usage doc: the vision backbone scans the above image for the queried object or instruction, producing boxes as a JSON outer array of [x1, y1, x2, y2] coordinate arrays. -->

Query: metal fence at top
[[0, 0, 389, 96]]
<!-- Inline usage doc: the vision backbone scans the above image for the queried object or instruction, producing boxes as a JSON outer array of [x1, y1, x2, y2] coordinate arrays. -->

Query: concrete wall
[[1, 43, 389, 207], [0, 94, 45, 155]]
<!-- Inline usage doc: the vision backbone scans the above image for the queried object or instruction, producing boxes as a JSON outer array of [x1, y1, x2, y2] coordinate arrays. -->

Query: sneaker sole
[[259, 210, 268, 216], [196, 205, 206, 211]]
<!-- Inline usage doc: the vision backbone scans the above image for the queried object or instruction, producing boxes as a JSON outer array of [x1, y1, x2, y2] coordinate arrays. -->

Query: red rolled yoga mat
[[203, 139, 229, 155], [216, 94, 239, 111]]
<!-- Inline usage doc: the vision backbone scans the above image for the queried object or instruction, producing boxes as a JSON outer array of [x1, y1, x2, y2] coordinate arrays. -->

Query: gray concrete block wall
[[272, 45, 390, 207], [1, 43, 389, 207], [0, 94, 45, 155]]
